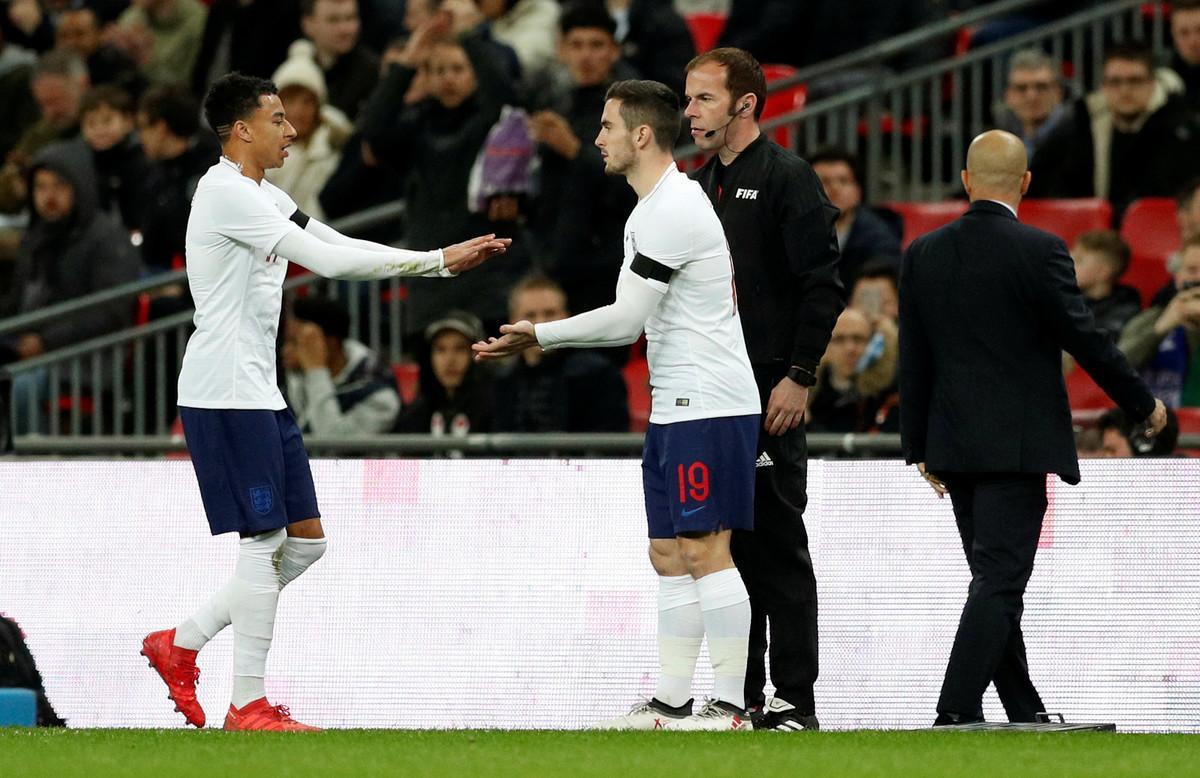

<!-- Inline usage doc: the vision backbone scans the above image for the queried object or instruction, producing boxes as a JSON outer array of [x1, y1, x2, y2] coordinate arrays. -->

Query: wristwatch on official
[[786, 364, 817, 387]]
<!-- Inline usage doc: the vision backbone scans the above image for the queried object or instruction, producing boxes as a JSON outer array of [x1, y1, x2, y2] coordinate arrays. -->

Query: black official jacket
[[693, 135, 843, 378], [899, 201, 1156, 484]]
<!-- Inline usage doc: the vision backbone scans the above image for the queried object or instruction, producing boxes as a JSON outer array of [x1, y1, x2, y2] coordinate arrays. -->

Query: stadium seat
[[392, 362, 420, 405], [685, 13, 726, 54], [760, 65, 806, 149], [1120, 198, 1179, 306], [1019, 198, 1112, 247], [1175, 407, 1200, 435], [1064, 365, 1112, 412], [621, 356, 650, 433], [883, 201, 969, 248]]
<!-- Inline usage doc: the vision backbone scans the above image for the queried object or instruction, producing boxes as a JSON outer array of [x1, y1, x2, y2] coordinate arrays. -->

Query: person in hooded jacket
[[1, 139, 142, 432]]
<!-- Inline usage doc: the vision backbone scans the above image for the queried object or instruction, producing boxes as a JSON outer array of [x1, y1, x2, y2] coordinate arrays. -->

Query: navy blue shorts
[[642, 414, 758, 540], [180, 407, 320, 536]]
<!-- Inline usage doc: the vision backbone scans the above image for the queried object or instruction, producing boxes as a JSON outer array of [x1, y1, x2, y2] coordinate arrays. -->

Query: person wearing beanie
[[265, 39, 352, 221]]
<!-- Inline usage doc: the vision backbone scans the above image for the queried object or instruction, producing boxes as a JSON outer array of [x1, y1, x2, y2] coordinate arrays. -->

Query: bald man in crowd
[[899, 130, 1166, 726]]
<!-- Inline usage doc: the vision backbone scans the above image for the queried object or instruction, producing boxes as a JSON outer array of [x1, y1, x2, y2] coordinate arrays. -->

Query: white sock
[[174, 579, 237, 651], [230, 529, 286, 708], [696, 567, 751, 711], [276, 536, 327, 588], [653, 574, 704, 709]]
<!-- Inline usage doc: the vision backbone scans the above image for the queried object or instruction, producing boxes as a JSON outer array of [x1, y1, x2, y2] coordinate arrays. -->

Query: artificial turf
[[1, 728, 1197, 777]]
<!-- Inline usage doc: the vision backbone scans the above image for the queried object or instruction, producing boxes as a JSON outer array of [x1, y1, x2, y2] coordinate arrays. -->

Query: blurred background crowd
[[1, 0, 1198, 458]]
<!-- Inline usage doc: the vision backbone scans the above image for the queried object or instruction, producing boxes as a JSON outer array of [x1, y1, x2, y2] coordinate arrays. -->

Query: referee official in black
[[900, 130, 1167, 725], [685, 47, 843, 731]]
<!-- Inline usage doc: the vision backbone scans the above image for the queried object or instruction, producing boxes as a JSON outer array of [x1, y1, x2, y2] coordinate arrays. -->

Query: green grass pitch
[[2, 729, 1199, 778]]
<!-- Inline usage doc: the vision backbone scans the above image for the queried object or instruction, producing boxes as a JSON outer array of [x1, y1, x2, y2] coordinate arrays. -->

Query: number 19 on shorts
[[677, 461, 710, 504]]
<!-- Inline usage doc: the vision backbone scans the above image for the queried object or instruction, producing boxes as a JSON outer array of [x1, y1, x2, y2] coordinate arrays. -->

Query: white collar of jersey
[[219, 155, 243, 174], [641, 162, 677, 202], [982, 198, 1018, 217]]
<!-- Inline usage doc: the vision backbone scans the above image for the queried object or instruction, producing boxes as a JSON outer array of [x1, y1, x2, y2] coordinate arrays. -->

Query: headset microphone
[[703, 102, 751, 138]]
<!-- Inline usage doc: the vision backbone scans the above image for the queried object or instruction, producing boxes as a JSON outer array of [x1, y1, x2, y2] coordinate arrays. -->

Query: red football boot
[[223, 698, 321, 732], [140, 628, 205, 728]]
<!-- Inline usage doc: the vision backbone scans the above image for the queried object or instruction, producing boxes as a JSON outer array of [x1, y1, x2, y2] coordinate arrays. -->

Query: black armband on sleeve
[[290, 209, 311, 230], [631, 252, 674, 284]]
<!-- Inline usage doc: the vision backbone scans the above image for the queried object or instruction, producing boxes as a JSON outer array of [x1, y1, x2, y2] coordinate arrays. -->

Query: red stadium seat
[[1065, 365, 1112, 411], [392, 362, 420, 405], [1176, 407, 1200, 434], [760, 65, 806, 149], [1120, 198, 1179, 305], [622, 356, 650, 433], [1019, 198, 1112, 247], [883, 201, 969, 248], [685, 13, 726, 54]]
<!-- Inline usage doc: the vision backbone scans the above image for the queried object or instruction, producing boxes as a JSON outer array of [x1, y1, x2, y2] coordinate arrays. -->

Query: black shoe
[[758, 697, 819, 731], [933, 712, 985, 727]]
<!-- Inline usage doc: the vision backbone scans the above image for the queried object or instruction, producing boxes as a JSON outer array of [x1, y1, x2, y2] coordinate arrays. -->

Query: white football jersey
[[627, 165, 760, 424], [178, 157, 301, 410]]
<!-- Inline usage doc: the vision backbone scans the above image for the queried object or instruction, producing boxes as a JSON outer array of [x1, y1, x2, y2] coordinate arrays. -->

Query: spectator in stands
[[301, 0, 379, 121], [266, 40, 352, 221], [1168, 0, 1200, 108], [114, 0, 208, 87], [806, 307, 894, 433], [283, 296, 402, 436], [1086, 406, 1180, 457], [1, 0, 55, 52], [1068, 230, 1141, 342], [525, 2, 636, 314], [0, 21, 38, 161], [79, 84, 151, 233], [191, 0, 302, 96], [492, 274, 629, 432], [137, 84, 217, 271], [56, 5, 145, 98], [996, 49, 1066, 160], [473, 0, 559, 78], [604, 0, 694, 98], [0, 50, 88, 214], [361, 8, 527, 332], [1119, 234, 1200, 408], [1030, 43, 1200, 220], [810, 147, 900, 288], [1179, 177, 1200, 247], [397, 309, 495, 434], [0, 140, 141, 432]]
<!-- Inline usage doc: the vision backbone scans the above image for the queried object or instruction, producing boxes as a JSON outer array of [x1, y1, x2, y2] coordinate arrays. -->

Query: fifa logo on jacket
[[735, 188, 759, 200]]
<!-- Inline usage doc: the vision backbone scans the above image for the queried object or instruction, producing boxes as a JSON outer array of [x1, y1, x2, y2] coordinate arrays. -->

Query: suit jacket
[[899, 200, 1154, 484]]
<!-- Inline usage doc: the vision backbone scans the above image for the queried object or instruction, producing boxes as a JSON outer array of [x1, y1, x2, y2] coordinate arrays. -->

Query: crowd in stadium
[[0, 0, 1199, 448]]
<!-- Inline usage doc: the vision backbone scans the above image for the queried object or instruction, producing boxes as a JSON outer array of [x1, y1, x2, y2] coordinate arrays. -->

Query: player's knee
[[648, 541, 687, 577], [678, 535, 731, 578]]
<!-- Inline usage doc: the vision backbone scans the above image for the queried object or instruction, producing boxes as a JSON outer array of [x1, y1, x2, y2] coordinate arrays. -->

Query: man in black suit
[[899, 130, 1167, 726]]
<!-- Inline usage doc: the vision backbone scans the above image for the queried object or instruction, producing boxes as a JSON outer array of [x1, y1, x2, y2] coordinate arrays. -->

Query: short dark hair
[[1103, 41, 1155, 74], [139, 84, 200, 138], [560, 1, 617, 38], [1173, 0, 1200, 11], [32, 49, 87, 81], [686, 47, 767, 120], [854, 259, 899, 291], [604, 79, 680, 152], [1075, 230, 1132, 278], [809, 146, 864, 190], [509, 272, 567, 317], [80, 84, 134, 117], [292, 296, 351, 341], [203, 72, 277, 143]]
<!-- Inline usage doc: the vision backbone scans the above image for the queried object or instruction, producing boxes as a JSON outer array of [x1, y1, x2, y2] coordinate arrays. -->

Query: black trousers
[[937, 472, 1047, 722], [729, 367, 819, 713]]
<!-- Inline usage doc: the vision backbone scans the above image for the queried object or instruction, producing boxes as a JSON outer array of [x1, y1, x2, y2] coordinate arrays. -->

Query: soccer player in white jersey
[[474, 79, 760, 731], [140, 73, 508, 732]]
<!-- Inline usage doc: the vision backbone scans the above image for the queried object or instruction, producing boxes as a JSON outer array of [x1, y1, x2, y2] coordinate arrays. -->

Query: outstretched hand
[[442, 234, 511, 274], [472, 320, 538, 362]]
